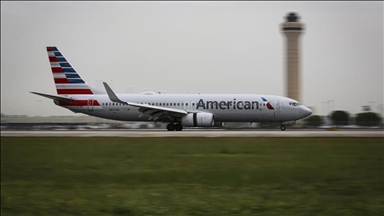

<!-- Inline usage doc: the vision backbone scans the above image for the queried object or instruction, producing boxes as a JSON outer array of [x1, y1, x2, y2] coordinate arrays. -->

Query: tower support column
[[281, 13, 305, 103]]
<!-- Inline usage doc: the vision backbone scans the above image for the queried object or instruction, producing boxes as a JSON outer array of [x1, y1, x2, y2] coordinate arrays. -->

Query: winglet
[[102, 82, 128, 105]]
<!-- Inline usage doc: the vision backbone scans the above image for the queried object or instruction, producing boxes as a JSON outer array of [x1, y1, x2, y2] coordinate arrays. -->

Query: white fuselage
[[57, 93, 312, 123]]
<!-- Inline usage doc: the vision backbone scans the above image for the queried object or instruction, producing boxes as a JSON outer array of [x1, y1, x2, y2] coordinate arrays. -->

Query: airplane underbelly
[[214, 110, 259, 122]]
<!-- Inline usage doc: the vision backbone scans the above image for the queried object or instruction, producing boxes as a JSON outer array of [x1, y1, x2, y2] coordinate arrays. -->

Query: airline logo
[[261, 97, 274, 110], [47, 46, 94, 95]]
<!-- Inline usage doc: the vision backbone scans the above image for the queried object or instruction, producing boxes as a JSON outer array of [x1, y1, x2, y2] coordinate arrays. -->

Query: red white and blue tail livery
[[31, 46, 312, 131], [47, 46, 103, 95]]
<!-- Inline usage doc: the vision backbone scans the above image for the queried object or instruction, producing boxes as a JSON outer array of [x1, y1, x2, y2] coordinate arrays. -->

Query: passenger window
[[177, 103, 180, 106], [186, 103, 188, 106]]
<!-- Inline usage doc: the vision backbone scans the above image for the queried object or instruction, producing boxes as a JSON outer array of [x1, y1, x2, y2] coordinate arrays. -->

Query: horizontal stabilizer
[[30, 92, 74, 102]]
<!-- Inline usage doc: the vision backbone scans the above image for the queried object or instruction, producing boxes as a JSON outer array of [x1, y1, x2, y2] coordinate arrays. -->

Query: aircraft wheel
[[175, 124, 183, 131], [280, 125, 286, 131], [167, 123, 175, 131]]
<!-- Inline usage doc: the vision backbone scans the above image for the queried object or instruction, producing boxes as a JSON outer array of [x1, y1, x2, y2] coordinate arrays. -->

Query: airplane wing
[[30, 92, 74, 102], [102, 82, 188, 121]]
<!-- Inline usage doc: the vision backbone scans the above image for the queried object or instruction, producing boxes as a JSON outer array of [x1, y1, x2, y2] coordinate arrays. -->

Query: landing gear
[[167, 123, 175, 131], [167, 123, 183, 131], [280, 124, 286, 131], [175, 124, 183, 131]]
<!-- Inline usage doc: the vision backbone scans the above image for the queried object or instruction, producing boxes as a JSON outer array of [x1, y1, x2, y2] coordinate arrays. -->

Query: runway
[[1, 129, 383, 137]]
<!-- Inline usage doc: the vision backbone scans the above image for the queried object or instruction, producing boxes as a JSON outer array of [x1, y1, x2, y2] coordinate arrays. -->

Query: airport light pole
[[322, 100, 335, 116], [328, 100, 335, 113], [322, 101, 328, 116], [378, 104, 384, 118]]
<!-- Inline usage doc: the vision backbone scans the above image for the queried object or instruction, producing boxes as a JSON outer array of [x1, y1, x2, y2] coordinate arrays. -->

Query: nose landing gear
[[280, 124, 286, 131]]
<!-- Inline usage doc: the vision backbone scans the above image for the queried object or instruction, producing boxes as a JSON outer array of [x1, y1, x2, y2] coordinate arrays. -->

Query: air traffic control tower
[[281, 12, 305, 103]]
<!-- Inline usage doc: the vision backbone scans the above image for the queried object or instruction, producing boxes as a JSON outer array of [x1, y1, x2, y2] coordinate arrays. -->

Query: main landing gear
[[280, 124, 286, 131], [167, 123, 183, 131]]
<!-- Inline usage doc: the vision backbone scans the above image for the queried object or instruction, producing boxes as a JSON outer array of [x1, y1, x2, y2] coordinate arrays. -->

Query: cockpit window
[[289, 102, 300, 106]]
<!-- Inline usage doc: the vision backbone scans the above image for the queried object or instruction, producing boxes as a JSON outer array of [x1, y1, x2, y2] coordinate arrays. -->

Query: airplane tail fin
[[47, 46, 104, 95]]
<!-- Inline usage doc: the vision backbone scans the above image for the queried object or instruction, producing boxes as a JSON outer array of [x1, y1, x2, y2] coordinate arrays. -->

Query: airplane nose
[[302, 106, 312, 117]]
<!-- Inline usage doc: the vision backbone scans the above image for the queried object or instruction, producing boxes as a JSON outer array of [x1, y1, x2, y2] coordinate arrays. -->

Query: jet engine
[[181, 113, 214, 127]]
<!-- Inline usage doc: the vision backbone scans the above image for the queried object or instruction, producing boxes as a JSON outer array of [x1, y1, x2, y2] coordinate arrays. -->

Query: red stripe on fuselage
[[57, 89, 93, 95], [54, 78, 68, 83], [52, 68, 63, 73], [59, 100, 100, 106]]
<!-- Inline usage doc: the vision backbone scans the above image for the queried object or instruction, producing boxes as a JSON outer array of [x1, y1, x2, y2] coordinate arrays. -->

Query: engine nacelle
[[181, 113, 214, 127]]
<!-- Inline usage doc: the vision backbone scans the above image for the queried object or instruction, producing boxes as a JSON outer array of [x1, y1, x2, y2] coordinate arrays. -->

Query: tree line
[[305, 111, 382, 127]]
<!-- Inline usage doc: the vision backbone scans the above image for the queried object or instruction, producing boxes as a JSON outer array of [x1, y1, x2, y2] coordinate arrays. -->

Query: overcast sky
[[1, 1, 383, 117]]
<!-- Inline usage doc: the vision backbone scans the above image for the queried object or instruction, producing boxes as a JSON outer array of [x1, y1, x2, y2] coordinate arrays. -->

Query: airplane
[[31, 46, 312, 131]]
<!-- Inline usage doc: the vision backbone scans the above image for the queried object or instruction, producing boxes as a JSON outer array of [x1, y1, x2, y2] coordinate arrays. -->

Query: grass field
[[1, 137, 383, 215]]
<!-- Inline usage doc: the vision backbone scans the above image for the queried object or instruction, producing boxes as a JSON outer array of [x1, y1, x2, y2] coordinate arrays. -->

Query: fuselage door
[[275, 100, 281, 112], [88, 99, 94, 111]]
